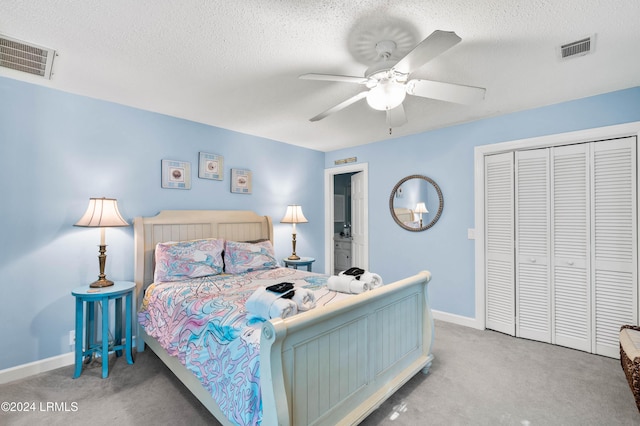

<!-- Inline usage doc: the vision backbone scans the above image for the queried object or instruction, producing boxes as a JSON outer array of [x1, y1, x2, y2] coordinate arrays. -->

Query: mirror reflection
[[389, 175, 443, 231]]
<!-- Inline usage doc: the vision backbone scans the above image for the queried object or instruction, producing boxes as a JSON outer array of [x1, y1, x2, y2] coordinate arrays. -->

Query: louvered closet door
[[485, 152, 515, 335], [551, 143, 591, 352], [591, 137, 637, 357], [515, 149, 551, 342]]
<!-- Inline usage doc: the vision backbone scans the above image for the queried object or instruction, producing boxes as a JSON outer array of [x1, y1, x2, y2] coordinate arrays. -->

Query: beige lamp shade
[[280, 205, 308, 224], [415, 202, 428, 214], [74, 197, 129, 228]]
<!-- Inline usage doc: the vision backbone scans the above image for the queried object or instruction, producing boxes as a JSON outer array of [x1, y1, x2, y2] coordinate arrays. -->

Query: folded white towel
[[327, 274, 369, 294], [360, 271, 383, 289], [246, 287, 298, 320], [291, 288, 316, 311], [338, 269, 383, 290]]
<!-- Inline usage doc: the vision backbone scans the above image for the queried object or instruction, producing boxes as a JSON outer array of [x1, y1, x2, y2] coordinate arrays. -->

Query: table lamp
[[415, 202, 428, 228], [281, 205, 308, 260], [74, 197, 129, 287]]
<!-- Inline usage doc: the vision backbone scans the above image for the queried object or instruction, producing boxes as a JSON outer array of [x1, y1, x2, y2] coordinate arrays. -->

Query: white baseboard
[[0, 351, 75, 385], [432, 309, 484, 330], [0, 337, 138, 385]]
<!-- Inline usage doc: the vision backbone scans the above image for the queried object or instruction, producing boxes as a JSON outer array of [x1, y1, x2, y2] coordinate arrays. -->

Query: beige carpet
[[2, 320, 639, 425]]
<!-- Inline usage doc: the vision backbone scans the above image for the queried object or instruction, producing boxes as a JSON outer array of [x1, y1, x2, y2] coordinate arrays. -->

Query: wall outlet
[[69, 330, 75, 346]]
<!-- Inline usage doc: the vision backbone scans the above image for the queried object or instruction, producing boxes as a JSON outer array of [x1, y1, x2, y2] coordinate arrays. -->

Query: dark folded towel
[[342, 267, 365, 280], [266, 282, 295, 299]]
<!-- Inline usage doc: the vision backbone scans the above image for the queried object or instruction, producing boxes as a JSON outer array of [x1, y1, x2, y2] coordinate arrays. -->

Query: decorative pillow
[[154, 238, 225, 282], [224, 240, 278, 274]]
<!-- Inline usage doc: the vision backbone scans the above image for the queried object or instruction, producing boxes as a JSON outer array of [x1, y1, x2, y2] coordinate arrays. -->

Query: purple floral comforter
[[138, 267, 336, 425]]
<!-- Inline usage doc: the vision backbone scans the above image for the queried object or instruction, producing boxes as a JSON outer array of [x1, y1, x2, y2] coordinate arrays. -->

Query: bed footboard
[[260, 270, 433, 426]]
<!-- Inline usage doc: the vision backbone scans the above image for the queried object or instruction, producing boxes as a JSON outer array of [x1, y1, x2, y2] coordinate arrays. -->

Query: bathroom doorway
[[324, 163, 369, 275]]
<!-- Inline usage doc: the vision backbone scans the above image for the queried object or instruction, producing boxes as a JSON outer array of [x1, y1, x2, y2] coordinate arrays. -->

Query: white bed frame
[[393, 207, 415, 223], [134, 210, 434, 425]]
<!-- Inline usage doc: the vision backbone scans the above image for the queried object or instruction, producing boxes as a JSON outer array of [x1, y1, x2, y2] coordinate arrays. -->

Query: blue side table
[[72, 281, 135, 378], [282, 257, 315, 272]]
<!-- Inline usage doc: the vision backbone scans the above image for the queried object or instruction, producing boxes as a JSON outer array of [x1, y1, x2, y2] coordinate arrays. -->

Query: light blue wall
[[326, 86, 640, 318], [0, 77, 324, 370], [3, 75, 640, 371]]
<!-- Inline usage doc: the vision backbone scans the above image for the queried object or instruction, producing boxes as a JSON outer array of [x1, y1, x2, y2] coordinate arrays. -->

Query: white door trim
[[474, 121, 640, 330], [324, 163, 369, 275]]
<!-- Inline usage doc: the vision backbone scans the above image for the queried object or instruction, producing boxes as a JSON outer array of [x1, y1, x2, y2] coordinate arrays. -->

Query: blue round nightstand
[[71, 281, 135, 378], [282, 257, 315, 272]]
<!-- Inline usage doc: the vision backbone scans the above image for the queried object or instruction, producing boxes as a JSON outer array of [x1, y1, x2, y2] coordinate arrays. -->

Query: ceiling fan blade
[[407, 79, 486, 104], [392, 30, 462, 75], [386, 104, 407, 128], [299, 73, 368, 84], [310, 91, 369, 122]]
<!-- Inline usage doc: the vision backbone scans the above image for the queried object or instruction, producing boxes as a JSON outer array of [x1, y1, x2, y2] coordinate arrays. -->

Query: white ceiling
[[2, 1, 640, 152]]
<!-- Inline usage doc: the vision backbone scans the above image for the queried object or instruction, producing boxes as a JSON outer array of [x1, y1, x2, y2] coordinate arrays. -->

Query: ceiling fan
[[300, 30, 486, 128]]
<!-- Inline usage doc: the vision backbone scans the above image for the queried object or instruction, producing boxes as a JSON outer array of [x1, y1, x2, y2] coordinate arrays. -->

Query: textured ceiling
[[2, 1, 640, 152]]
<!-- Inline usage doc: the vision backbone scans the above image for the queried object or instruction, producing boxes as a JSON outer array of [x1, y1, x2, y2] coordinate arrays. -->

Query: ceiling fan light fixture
[[302, 30, 483, 123], [366, 80, 406, 111]]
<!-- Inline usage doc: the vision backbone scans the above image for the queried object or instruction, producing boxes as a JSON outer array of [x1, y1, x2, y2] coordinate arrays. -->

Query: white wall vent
[[559, 36, 594, 59], [0, 34, 56, 79]]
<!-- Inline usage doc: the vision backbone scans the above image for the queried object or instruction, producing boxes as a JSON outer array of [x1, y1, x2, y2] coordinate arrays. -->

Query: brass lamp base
[[90, 244, 115, 288], [90, 278, 114, 288], [288, 232, 301, 261]]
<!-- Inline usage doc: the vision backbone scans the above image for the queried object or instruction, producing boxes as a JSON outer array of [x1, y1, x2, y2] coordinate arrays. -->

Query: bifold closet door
[[515, 149, 551, 342], [485, 136, 638, 357], [485, 152, 515, 335], [551, 143, 591, 352], [591, 137, 637, 357]]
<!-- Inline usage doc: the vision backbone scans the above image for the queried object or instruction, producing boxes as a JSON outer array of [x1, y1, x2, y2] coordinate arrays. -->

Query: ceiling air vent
[[0, 34, 56, 79], [559, 36, 594, 59]]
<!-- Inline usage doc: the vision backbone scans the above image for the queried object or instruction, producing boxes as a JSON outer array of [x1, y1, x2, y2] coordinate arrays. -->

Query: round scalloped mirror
[[389, 175, 443, 232]]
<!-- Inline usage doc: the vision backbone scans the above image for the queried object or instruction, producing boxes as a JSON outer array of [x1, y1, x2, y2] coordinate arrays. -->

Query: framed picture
[[161, 159, 191, 189], [198, 152, 223, 180], [230, 169, 252, 194]]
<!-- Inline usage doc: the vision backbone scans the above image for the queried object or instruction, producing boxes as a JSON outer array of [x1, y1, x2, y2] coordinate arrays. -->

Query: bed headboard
[[393, 207, 415, 223], [133, 210, 273, 300]]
